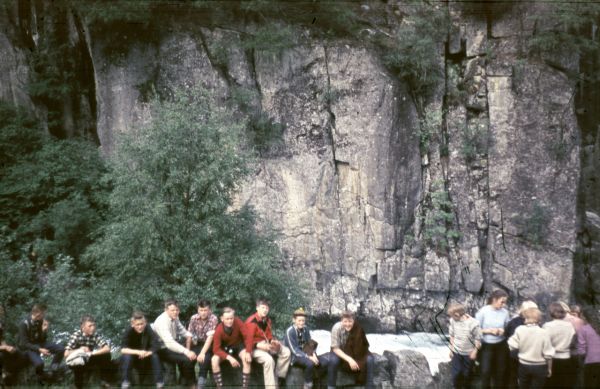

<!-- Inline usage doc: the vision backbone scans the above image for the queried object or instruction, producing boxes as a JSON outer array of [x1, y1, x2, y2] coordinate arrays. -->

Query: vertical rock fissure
[[480, 15, 494, 294], [247, 47, 264, 111], [323, 44, 349, 310], [197, 28, 233, 89], [71, 9, 99, 143]]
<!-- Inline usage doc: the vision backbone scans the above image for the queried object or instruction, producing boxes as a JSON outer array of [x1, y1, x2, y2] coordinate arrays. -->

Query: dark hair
[[31, 304, 47, 314], [341, 311, 355, 320], [131, 311, 146, 321], [80, 315, 95, 326], [256, 298, 270, 307], [549, 302, 566, 319], [164, 299, 179, 309], [487, 289, 508, 305], [197, 299, 211, 309]]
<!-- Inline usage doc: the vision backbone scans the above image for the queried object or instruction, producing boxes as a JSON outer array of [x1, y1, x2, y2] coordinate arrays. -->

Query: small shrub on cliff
[[461, 119, 489, 162], [242, 23, 298, 54], [423, 181, 460, 253], [416, 108, 443, 154], [528, 3, 600, 59], [518, 204, 552, 246], [381, 2, 448, 102]]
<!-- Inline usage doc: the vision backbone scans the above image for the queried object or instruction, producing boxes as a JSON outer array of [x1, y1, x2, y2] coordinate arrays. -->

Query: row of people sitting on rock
[[447, 289, 600, 389], [0, 298, 375, 389]]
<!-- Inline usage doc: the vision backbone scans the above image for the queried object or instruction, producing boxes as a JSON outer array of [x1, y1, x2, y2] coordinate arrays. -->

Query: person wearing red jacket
[[245, 298, 291, 388], [211, 307, 252, 389]]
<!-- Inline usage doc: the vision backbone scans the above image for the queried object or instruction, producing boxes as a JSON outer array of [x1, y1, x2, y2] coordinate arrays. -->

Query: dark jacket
[[342, 322, 370, 384], [18, 317, 47, 352], [284, 325, 312, 363], [121, 326, 161, 352]]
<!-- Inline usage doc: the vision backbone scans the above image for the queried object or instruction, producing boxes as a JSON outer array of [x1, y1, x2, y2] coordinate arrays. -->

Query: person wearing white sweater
[[508, 308, 555, 389], [543, 302, 576, 389]]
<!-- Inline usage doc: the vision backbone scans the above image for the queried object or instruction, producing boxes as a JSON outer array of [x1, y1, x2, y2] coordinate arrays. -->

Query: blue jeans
[[121, 353, 163, 385], [292, 354, 329, 384], [451, 353, 474, 389], [326, 352, 374, 389], [24, 341, 64, 377]]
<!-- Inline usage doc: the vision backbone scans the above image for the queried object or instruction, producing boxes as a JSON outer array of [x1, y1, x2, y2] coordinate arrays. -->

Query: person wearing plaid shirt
[[187, 299, 218, 389], [64, 315, 112, 388]]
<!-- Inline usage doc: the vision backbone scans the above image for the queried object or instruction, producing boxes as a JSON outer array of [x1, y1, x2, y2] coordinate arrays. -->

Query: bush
[[520, 204, 552, 245], [0, 103, 108, 338], [242, 23, 298, 54], [83, 86, 304, 339], [461, 119, 489, 162], [528, 3, 600, 59], [423, 181, 460, 253], [416, 108, 443, 154], [381, 3, 448, 101]]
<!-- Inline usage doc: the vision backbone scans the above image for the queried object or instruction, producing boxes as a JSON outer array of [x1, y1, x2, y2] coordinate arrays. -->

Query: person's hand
[[497, 328, 504, 336], [42, 320, 49, 332], [449, 350, 454, 359], [269, 339, 281, 354], [256, 341, 270, 352], [347, 357, 359, 371], [5, 345, 16, 353], [469, 349, 478, 361], [81, 346, 91, 353], [310, 355, 319, 365], [39, 347, 51, 356], [244, 352, 252, 364], [197, 352, 206, 363], [547, 368, 552, 378], [185, 349, 197, 361], [139, 351, 152, 359], [228, 356, 240, 368]]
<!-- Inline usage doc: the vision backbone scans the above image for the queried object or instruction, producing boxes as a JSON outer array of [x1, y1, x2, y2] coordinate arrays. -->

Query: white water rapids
[[311, 330, 451, 375]]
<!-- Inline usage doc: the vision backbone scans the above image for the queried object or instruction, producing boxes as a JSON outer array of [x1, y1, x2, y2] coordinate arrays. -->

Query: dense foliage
[[81, 87, 304, 339], [0, 102, 108, 339], [0, 88, 304, 342]]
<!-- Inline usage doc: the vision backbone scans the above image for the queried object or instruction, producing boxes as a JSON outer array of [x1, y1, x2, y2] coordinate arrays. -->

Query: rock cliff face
[[0, 1, 596, 331]]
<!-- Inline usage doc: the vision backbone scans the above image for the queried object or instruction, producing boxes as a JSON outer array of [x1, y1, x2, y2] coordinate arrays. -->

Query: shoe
[[121, 381, 131, 389], [156, 383, 165, 389]]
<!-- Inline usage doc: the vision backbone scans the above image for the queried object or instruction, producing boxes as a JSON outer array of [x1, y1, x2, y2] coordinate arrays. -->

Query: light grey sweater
[[543, 319, 575, 359], [508, 324, 555, 365]]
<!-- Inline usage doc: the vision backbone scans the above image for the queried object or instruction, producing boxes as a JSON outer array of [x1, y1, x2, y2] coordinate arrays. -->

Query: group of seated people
[[0, 298, 375, 389], [446, 289, 600, 389]]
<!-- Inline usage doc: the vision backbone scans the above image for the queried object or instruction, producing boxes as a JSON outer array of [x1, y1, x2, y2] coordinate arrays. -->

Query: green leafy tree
[[0, 102, 108, 336], [84, 87, 304, 338]]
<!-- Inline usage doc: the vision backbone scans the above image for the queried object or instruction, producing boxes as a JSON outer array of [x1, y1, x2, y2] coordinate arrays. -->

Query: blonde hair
[[522, 308, 542, 324], [447, 303, 466, 317], [518, 300, 538, 315]]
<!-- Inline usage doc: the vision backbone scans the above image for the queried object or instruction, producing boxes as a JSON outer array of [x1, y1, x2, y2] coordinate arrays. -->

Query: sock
[[242, 373, 251, 389], [213, 371, 223, 389]]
